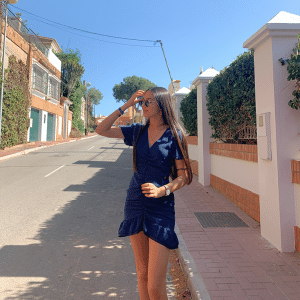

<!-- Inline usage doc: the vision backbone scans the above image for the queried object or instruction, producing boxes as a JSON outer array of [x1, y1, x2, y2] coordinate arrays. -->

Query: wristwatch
[[164, 185, 170, 196]]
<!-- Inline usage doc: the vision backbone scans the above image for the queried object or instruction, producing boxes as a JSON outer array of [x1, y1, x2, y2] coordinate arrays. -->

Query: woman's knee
[[148, 282, 164, 298]]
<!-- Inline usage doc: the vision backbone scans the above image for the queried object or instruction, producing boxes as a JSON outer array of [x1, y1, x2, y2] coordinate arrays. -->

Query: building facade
[[1, 17, 72, 142]]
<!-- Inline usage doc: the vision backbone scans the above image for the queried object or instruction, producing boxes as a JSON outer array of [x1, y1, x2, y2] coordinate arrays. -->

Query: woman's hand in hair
[[141, 183, 166, 198], [127, 90, 145, 107]]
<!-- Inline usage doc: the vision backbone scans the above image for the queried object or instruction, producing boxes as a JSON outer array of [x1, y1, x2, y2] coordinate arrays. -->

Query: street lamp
[[83, 80, 91, 135], [0, 0, 19, 146]]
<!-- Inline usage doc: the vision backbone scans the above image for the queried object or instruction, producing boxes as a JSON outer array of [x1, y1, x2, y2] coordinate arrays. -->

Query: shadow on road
[[0, 140, 139, 299]]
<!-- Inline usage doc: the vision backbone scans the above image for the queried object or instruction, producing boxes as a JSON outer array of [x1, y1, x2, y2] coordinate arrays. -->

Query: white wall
[[294, 184, 300, 227], [211, 155, 259, 195], [188, 144, 198, 162], [48, 50, 61, 72]]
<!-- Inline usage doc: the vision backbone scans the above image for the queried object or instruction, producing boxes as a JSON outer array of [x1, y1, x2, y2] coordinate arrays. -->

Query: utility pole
[[83, 80, 91, 136], [157, 40, 176, 93]]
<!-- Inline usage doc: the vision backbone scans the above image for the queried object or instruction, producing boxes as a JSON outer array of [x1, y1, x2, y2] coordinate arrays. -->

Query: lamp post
[[83, 80, 91, 135], [0, 0, 18, 146]]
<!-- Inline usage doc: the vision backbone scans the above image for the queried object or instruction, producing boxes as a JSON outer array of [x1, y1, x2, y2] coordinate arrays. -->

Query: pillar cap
[[173, 87, 191, 97], [192, 68, 220, 86], [243, 11, 300, 50]]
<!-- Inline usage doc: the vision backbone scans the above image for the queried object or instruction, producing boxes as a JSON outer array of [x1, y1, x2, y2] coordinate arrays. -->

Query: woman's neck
[[148, 116, 166, 130]]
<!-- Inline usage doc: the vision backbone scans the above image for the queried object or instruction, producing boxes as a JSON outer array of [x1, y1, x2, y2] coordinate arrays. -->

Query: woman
[[95, 87, 193, 300]]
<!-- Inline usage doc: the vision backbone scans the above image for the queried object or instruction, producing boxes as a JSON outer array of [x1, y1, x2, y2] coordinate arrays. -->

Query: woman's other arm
[[95, 90, 145, 139]]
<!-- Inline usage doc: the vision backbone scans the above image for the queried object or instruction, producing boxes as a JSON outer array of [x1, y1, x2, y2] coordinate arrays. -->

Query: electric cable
[[7, 6, 175, 94], [11, 5, 158, 43]]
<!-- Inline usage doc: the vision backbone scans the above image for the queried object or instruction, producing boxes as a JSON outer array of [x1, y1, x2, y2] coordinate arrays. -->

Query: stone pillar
[[244, 11, 300, 251], [173, 87, 191, 129], [192, 68, 219, 186]]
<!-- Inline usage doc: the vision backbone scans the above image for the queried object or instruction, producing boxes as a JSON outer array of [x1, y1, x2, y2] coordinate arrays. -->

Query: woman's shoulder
[[120, 122, 145, 130], [168, 127, 184, 140]]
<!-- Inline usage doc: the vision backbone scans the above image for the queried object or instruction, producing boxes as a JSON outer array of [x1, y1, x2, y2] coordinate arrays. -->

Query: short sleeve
[[120, 123, 143, 147], [172, 130, 184, 160]]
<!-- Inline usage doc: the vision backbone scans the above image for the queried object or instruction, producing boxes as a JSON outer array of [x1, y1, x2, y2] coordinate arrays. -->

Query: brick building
[[1, 16, 72, 142], [114, 106, 143, 126]]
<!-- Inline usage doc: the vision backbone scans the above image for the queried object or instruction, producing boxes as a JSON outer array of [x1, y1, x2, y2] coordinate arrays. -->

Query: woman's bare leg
[[130, 231, 150, 300], [147, 238, 170, 300]]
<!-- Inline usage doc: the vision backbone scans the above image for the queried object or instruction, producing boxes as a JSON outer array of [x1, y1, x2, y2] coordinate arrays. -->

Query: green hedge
[[180, 88, 197, 136], [206, 51, 256, 143], [0, 56, 30, 149], [279, 35, 300, 110]]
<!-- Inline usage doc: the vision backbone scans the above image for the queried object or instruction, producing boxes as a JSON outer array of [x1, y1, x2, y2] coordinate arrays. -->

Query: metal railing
[[219, 125, 257, 142], [4, 6, 50, 57]]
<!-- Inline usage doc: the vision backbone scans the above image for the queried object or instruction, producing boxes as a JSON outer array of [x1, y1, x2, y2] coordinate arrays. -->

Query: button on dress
[[118, 123, 183, 249]]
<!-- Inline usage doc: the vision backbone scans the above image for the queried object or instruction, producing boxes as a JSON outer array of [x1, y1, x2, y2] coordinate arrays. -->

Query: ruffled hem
[[118, 214, 179, 250]]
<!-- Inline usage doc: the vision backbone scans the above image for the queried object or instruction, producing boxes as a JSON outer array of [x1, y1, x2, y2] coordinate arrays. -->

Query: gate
[[29, 108, 39, 142], [47, 113, 54, 141]]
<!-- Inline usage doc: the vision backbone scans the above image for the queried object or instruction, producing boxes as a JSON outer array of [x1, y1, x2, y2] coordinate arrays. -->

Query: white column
[[40, 110, 48, 141], [244, 11, 300, 251], [192, 68, 219, 186], [173, 87, 190, 129]]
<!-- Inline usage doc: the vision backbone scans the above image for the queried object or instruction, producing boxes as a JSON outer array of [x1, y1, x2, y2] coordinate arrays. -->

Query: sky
[[8, 0, 300, 117]]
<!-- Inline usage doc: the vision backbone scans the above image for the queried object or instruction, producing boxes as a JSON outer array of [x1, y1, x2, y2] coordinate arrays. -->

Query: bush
[[180, 88, 197, 136], [206, 51, 256, 143], [69, 126, 83, 138]]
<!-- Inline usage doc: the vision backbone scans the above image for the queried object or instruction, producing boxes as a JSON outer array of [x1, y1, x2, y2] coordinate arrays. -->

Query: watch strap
[[118, 107, 124, 115], [164, 185, 170, 196]]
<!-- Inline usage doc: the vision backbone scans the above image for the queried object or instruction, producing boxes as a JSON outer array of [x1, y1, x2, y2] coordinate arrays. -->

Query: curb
[[0, 135, 98, 162], [175, 223, 211, 300]]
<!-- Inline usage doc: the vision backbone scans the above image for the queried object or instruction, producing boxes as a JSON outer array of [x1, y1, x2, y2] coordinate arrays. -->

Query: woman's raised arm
[[95, 90, 145, 139]]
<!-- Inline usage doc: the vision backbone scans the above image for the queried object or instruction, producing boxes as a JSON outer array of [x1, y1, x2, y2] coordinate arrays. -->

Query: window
[[49, 78, 59, 100], [32, 65, 48, 94]]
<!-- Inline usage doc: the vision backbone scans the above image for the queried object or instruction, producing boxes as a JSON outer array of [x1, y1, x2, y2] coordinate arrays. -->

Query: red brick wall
[[291, 160, 300, 184], [3, 21, 61, 79], [190, 160, 198, 176], [186, 136, 198, 145], [210, 143, 258, 162], [210, 174, 260, 223], [295, 226, 300, 252]]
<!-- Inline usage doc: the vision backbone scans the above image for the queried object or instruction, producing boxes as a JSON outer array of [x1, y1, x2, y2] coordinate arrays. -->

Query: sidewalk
[[174, 177, 300, 300], [0, 133, 97, 161]]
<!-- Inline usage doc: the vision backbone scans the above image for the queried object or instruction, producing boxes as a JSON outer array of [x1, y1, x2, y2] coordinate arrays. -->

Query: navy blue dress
[[118, 123, 183, 250]]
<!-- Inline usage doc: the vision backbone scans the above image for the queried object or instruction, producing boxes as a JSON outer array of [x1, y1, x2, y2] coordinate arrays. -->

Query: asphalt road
[[0, 136, 176, 299]]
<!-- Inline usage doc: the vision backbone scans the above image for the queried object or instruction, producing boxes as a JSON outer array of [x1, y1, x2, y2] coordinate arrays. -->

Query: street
[[0, 136, 176, 299]]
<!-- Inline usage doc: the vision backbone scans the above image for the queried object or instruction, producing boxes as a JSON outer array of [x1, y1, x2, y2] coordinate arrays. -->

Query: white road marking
[[88, 146, 95, 151], [45, 165, 65, 178]]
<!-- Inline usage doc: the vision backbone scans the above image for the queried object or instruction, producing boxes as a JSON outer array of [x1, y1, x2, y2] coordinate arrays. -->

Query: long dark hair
[[133, 87, 193, 185]]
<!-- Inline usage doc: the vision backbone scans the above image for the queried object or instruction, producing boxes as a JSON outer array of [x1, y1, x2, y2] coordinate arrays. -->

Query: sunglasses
[[138, 97, 156, 107]]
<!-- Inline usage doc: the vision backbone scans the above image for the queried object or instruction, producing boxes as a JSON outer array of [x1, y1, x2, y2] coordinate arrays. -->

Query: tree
[[69, 79, 86, 133], [88, 87, 103, 106], [180, 88, 197, 136], [113, 75, 156, 103], [84, 87, 103, 132], [55, 49, 85, 99]]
